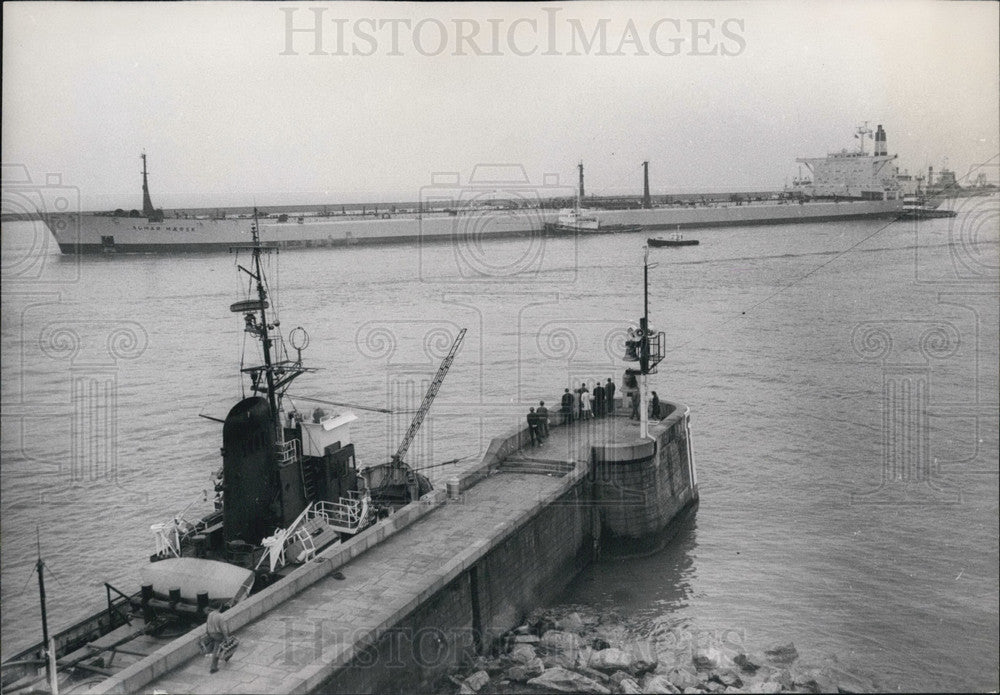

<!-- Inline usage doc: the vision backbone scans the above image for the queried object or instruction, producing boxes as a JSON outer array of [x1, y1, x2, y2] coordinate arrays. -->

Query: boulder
[[591, 648, 636, 673], [692, 646, 736, 673], [540, 630, 583, 654], [509, 643, 537, 665], [746, 682, 782, 694], [513, 634, 540, 644], [767, 668, 793, 690], [734, 653, 761, 674], [662, 667, 700, 690], [504, 657, 545, 682], [514, 624, 533, 635], [704, 682, 724, 693], [527, 666, 611, 694], [461, 670, 490, 692], [682, 689, 702, 695], [608, 671, 634, 688], [558, 611, 586, 633], [763, 642, 798, 665], [709, 669, 743, 689], [630, 640, 659, 675], [640, 673, 682, 693], [620, 678, 642, 694], [542, 652, 577, 670]]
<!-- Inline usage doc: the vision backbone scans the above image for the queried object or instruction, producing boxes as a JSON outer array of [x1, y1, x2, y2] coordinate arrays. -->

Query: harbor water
[[2, 200, 997, 691]]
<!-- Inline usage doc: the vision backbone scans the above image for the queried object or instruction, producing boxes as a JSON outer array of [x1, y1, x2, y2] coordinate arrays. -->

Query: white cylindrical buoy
[[447, 477, 461, 500]]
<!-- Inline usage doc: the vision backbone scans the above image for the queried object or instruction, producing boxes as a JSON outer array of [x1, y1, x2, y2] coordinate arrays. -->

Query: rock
[[709, 669, 743, 688], [682, 689, 702, 695], [663, 668, 700, 690], [620, 678, 642, 694], [592, 637, 612, 650], [640, 673, 682, 693], [509, 643, 537, 665], [591, 647, 636, 673], [763, 642, 799, 665], [504, 657, 545, 682], [692, 646, 736, 673], [543, 652, 577, 670], [746, 682, 782, 694], [704, 682, 724, 693], [723, 687, 742, 694], [514, 623, 533, 635], [578, 664, 613, 684], [558, 611, 586, 633], [734, 653, 761, 674], [767, 668, 793, 690], [470, 655, 503, 674], [461, 670, 490, 692], [609, 671, 634, 688], [630, 640, 658, 675], [458, 685, 474, 695], [513, 634, 540, 644], [527, 666, 611, 694], [540, 630, 583, 654]]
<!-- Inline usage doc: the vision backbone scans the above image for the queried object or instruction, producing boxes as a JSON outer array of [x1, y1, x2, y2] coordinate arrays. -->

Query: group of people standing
[[526, 401, 549, 446], [560, 378, 617, 422]]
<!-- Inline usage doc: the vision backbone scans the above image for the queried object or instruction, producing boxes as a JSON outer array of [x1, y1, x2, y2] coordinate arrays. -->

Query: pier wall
[[593, 405, 699, 556], [323, 474, 594, 693]]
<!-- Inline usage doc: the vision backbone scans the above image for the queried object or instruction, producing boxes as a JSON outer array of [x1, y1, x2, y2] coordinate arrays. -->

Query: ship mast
[[231, 210, 311, 433], [140, 153, 155, 218], [249, 212, 279, 421]]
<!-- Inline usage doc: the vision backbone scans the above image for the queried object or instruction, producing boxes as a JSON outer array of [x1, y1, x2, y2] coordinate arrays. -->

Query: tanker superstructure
[[792, 123, 902, 200], [43, 128, 907, 254]]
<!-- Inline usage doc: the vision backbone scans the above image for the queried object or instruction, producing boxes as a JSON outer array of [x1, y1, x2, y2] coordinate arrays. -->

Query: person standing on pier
[[527, 407, 540, 446], [537, 401, 549, 439], [578, 383, 589, 420], [593, 381, 606, 418], [561, 388, 573, 422], [581, 385, 593, 420], [650, 391, 661, 420], [606, 378, 616, 414], [630, 391, 640, 420], [205, 607, 232, 674]]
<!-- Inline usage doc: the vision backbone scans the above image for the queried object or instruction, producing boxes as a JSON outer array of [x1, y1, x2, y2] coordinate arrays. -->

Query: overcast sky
[[3, 1, 998, 209]]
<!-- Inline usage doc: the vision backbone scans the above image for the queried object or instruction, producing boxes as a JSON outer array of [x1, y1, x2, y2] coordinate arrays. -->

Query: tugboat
[[898, 193, 958, 220], [1, 211, 459, 693], [647, 232, 699, 247]]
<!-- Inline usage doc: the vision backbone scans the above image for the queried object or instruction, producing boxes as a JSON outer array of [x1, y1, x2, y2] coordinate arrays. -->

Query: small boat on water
[[1, 211, 463, 694], [648, 233, 699, 247], [898, 194, 957, 220]]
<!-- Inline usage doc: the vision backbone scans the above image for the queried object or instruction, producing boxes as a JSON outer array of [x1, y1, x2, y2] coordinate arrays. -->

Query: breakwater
[[89, 400, 696, 694]]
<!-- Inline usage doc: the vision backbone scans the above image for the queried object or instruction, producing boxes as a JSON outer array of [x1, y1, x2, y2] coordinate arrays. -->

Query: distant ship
[[43, 131, 909, 254]]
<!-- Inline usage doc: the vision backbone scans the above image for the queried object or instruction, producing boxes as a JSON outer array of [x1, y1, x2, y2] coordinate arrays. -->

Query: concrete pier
[[91, 406, 697, 694]]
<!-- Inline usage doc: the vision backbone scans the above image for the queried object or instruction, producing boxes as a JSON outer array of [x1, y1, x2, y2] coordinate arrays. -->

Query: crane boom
[[392, 328, 467, 464]]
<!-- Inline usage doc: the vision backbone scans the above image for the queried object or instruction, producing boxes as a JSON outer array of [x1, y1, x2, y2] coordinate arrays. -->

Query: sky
[[2, 1, 998, 210]]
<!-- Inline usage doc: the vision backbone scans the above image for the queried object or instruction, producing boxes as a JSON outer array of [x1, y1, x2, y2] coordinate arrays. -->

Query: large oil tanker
[[42, 125, 908, 254]]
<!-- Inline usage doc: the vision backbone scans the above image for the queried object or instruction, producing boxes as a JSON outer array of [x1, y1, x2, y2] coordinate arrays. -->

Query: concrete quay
[[92, 407, 696, 694]]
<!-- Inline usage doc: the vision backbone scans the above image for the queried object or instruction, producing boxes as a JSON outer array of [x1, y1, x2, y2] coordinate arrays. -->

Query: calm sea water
[[2, 200, 997, 691]]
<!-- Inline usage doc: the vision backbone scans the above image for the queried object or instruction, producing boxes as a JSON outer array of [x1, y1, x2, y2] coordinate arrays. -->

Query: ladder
[[392, 328, 467, 465]]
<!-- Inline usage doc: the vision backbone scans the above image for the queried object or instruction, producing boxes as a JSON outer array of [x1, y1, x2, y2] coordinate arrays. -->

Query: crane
[[391, 328, 467, 466]]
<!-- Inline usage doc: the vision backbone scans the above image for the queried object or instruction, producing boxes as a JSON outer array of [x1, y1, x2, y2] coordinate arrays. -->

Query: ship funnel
[[874, 125, 887, 157], [578, 162, 585, 201], [642, 161, 651, 209]]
